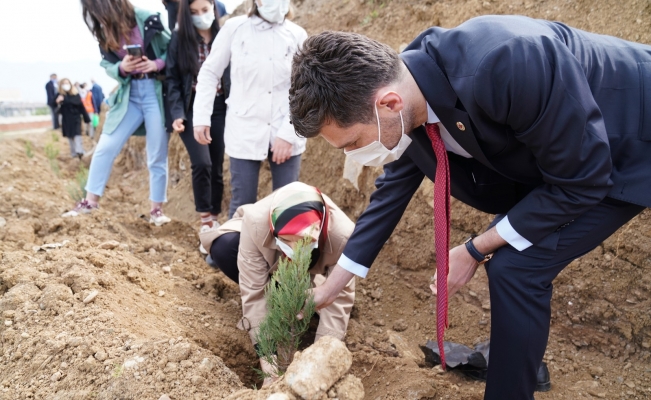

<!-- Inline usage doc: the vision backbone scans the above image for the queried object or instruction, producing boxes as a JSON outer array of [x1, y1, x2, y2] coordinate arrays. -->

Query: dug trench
[[1, 0, 651, 398]]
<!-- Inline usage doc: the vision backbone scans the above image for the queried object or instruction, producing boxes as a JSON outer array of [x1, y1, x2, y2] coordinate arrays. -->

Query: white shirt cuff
[[337, 254, 369, 278], [495, 216, 533, 251]]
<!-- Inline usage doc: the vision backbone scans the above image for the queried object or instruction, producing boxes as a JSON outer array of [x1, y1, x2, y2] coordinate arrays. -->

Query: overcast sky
[[0, 0, 244, 103]]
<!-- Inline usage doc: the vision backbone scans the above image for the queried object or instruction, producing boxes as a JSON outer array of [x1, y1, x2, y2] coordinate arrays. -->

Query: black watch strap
[[464, 236, 486, 263]]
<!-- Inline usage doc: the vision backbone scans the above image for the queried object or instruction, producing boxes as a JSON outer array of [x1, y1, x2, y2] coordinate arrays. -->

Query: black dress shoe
[[459, 362, 551, 392], [536, 362, 551, 392]]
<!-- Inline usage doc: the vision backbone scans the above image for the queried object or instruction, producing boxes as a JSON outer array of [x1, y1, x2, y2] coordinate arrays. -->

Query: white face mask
[[192, 7, 215, 30], [256, 0, 290, 24], [344, 103, 412, 167], [275, 238, 318, 259], [62, 84, 72, 92]]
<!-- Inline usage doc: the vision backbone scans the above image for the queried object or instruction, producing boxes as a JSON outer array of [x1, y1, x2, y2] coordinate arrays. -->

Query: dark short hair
[[289, 31, 402, 138]]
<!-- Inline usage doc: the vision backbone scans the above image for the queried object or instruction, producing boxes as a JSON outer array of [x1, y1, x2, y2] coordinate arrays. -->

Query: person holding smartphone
[[192, 0, 307, 218], [69, 0, 172, 226], [166, 0, 227, 251]]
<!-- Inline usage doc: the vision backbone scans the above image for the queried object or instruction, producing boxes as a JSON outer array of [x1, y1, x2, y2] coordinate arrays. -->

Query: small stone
[[162, 266, 171, 273], [2, 310, 15, 319], [21, 332, 29, 339], [158, 395, 171, 400], [167, 343, 192, 362], [158, 291, 165, 297], [190, 375, 205, 384], [98, 240, 120, 250], [589, 366, 604, 377], [16, 207, 31, 217], [149, 248, 157, 255], [266, 394, 290, 400], [369, 289, 383, 300], [468, 291, 477, 297], [4, 320, 12, 326], [198, 358, 214, 375], [623, 362, 632, 370], [51, 371, 63, 381], [587, 389, 607, 398], [60, 362, 68, 369], [83, 290, 99, 304], [624, 381, 635, 389], [180, 360, 193, 368], [392, 319, 408, 332], [373, 319, 385, 327], [94, 351, 107, 361], [481, 302, 491, 311], [0, 217, 6, 228]]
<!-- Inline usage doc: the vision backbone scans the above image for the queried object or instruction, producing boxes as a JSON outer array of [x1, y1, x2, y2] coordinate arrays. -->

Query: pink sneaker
[[149, 208, 171, 226], [62, 199, 98, 217]]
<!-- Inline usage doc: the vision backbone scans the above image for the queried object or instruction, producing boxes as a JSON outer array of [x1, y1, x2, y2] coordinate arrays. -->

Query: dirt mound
[[2, 0, 651, 398]]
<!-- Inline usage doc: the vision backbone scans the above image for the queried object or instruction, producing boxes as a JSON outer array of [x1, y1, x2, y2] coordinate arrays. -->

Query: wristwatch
[[464, 235, 493, 264]]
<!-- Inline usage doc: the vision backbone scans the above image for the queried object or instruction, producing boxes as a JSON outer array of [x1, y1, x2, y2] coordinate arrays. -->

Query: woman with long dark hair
[[68, 0, 172, 225], [192, 0, 308, 218], [166, 0, 226, 251]]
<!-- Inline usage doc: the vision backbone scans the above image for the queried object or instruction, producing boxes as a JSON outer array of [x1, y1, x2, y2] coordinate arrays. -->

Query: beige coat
[[200, 192, 355, 344]]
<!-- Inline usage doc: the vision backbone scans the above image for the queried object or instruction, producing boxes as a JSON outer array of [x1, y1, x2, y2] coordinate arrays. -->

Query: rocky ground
[[2, 0, 651, 399]]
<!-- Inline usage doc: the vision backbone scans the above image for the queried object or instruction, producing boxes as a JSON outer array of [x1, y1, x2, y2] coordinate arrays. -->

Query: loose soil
[[2, 0, 651, 398]]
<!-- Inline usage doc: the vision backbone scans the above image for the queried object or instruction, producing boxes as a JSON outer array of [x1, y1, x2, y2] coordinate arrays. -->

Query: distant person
[[163, 0, 227, 29], [166, 0, 227, 250], [45, 73, 59, 129], [193, 0, 307, 218], [69, 0, 172, 226], [199, 182, 355, 387], [90, 79, 105, 138], [80, 83, 95, 137], [56, 78, 90, 159]]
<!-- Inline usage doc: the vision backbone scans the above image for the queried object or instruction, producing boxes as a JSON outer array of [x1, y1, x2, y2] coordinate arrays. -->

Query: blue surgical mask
[[275, 238, 318, 259]]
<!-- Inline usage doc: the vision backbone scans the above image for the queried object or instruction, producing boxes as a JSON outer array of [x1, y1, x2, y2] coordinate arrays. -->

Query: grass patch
[[24, 141, 34, 158], [67, 164, 89, 202], [44, 142, 60, 177]]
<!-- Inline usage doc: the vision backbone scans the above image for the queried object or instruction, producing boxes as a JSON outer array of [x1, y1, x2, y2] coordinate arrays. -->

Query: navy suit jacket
[[46, 81, 57, 108], [343, 15, 651, 270]]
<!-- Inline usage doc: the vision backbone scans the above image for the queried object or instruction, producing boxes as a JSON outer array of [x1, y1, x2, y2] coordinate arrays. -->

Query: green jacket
[[100, 8, 170, 136]]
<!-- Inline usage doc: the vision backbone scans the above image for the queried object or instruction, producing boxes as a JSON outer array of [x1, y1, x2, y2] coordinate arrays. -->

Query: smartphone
[[125, 44, 143, 59]]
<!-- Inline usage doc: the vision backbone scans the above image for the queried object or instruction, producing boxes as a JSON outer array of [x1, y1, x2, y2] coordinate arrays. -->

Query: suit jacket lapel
[[401, 50, 497, 172]]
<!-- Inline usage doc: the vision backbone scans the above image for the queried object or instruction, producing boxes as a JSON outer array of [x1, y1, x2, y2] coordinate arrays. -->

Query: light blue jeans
[[86, 79, 169, 203]]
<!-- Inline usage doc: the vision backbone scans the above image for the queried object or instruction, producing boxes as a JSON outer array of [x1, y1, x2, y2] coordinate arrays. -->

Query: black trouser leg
[[181, 95, 226, 214], [208, 96, 226, 215], [209, 232, 240, 283], [483, 198, 644, 400]]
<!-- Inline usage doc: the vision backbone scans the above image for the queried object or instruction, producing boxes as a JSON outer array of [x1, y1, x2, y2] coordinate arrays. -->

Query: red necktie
[[425, 122, 450, 370]]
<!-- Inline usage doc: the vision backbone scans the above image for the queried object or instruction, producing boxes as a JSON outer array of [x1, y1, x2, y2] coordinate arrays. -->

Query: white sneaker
[[149, 208, 171, 226]]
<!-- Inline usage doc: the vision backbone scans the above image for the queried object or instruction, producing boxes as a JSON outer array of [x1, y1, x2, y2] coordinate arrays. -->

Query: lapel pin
[[456, 122, 466, 131]]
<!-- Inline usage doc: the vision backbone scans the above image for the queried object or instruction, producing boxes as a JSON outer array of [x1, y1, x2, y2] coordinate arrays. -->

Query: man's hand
[[172, 118, 185, 133], [120, 54, 140, 73], [430, 226, 507, 297], [133, 56, 158, 73], [430, 244, 480, 298], [270, 137, 292, 164], [297, 265, 354, 319], [194, 125, 212, 144]]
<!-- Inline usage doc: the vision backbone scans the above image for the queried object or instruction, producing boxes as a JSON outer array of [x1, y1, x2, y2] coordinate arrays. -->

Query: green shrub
[[255, 238, 317, 376], [44, 142, 60, 176], [24, 141, 34, 158], [66, 164, 89, 201]]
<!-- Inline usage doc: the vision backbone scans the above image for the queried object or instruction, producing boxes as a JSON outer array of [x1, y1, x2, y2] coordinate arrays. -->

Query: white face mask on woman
[[256, 0, 290, 24], [61, 84, 72, 92], [275, 238, 318, 259], [192, 7, 215, 30], [344, 103, 412, 167]]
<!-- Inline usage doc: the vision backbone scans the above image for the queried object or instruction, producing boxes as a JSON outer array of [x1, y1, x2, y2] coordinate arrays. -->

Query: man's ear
[[377, 91, 404, 114]]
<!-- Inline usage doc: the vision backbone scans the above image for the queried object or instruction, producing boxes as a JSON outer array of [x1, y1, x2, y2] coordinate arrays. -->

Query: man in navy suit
[[289, 16, 651, 399], [45, 73, 59, 129]]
